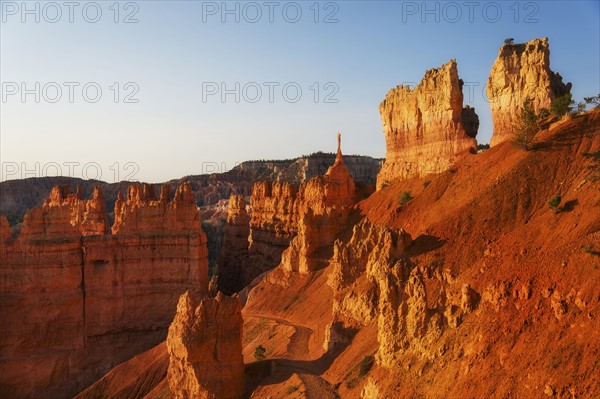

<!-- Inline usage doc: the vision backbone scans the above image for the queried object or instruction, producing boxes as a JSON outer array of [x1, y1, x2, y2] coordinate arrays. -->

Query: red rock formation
[[166, 291, 244, 399], [282, 134, 359, 274], [247, 181, 297, 278], [326, 221, 412, 352], [19, 185, 107, 237], [1, 215, 11, 243], [487, 37, 571, 146], [377, 60, 478, 188], [0, 183, 208, 399], [218, 195, 250, 294]]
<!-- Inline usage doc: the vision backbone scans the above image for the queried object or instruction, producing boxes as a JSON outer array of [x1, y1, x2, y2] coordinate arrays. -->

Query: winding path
[[244, 313, 339, 399]]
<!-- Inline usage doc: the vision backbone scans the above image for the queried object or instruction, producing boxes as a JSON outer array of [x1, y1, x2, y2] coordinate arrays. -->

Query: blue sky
[[1, 0, 599, 183]]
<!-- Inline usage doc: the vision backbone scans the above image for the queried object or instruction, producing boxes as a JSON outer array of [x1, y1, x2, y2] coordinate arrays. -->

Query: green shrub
[[551, 93, 574, 116], [584, 94, 600, 106], [538, 108, 550, 119], [358, 355, 374, 377], [548, 194, 563, 213], [423, 181, 431, 188], [345, 378, 359, 389], [254, 344, 267, 360], [286, 385, 298, 394], [399, 191, 413, 206]]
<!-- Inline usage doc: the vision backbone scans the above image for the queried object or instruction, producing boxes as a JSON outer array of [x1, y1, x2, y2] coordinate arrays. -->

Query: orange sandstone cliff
[[377, 59, 478, 188], [487, 37, 571, 146], [246, 181, 298, 278], [0, 183, 208, 399]]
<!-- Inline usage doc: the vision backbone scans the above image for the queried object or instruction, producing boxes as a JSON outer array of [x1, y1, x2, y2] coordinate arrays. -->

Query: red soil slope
[[76, 109, 600, 398]]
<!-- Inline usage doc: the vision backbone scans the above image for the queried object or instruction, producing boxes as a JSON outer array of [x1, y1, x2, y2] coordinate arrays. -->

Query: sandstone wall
[[377, 60, 478, 188], [0, 183, 208, 398], [218, 195, 250, 294], [487, 37, 571, 146], [246, 181, 298, 279]]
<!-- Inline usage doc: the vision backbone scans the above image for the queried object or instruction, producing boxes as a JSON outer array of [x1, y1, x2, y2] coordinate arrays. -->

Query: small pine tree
[[548, 194, 563, 213], [551, 93, 574, 116], [399, 191, 413, 206], [512, 97, 540, 150], [254, 344, 267, 360]]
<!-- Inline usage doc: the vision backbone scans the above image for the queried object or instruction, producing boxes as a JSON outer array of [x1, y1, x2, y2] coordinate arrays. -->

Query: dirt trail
[[244, 313, 338, 399]]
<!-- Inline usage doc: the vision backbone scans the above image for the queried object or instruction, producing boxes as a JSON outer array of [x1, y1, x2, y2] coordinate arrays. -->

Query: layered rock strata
[[377, 60, 478, 188], [487, 37, 571, 146], [0, 183, 208, 398], [246, 181, 298, 279]]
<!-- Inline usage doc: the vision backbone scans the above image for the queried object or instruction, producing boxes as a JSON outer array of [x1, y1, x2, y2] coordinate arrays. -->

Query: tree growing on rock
[[512, 97, 540, 151], [551, 93, 574, 116]]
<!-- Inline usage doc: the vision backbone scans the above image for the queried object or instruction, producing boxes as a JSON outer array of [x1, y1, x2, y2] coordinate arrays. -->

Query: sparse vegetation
[[548, 194, 563, 213], [538, 108, 550, 119], [286, 385, 299, 394], [512, 97, 540, 150], [282, 294, 300, 311], [477, 143, 490, 151], [345, 378, 359, 389], [584, 94, 600, 107], [358, 355, 374, 377], [398, 191, 413, 206], [551, 93, 574, 117], [254, 344, 267, 360], [583, 245, 600, 256], [423, 180, 431, 188], [582, 151, 600, 182]]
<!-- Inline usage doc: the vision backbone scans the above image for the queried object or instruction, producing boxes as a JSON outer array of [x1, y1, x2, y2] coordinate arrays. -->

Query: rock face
[[0, 183, 208, 399], [166, 291, 244, 399], [218, 195, 251, 294], [487, 37, 571, 146], [377, 60, 478, 188], [0, 215, 10, 243], [282, 134, 359, 274], [247, 181, 298, 278], [326, 219, 484, 367]]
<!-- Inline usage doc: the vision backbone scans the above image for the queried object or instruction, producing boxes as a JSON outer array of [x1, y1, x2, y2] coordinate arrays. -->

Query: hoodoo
[[166, 291, 244, 399], [487, 37, 571, 146], [376, 60, 478, 189], [282, 133, 358, 274]]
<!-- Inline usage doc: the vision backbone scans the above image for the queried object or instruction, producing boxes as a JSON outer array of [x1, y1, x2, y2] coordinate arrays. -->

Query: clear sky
[[1, 0, 599, 183]]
